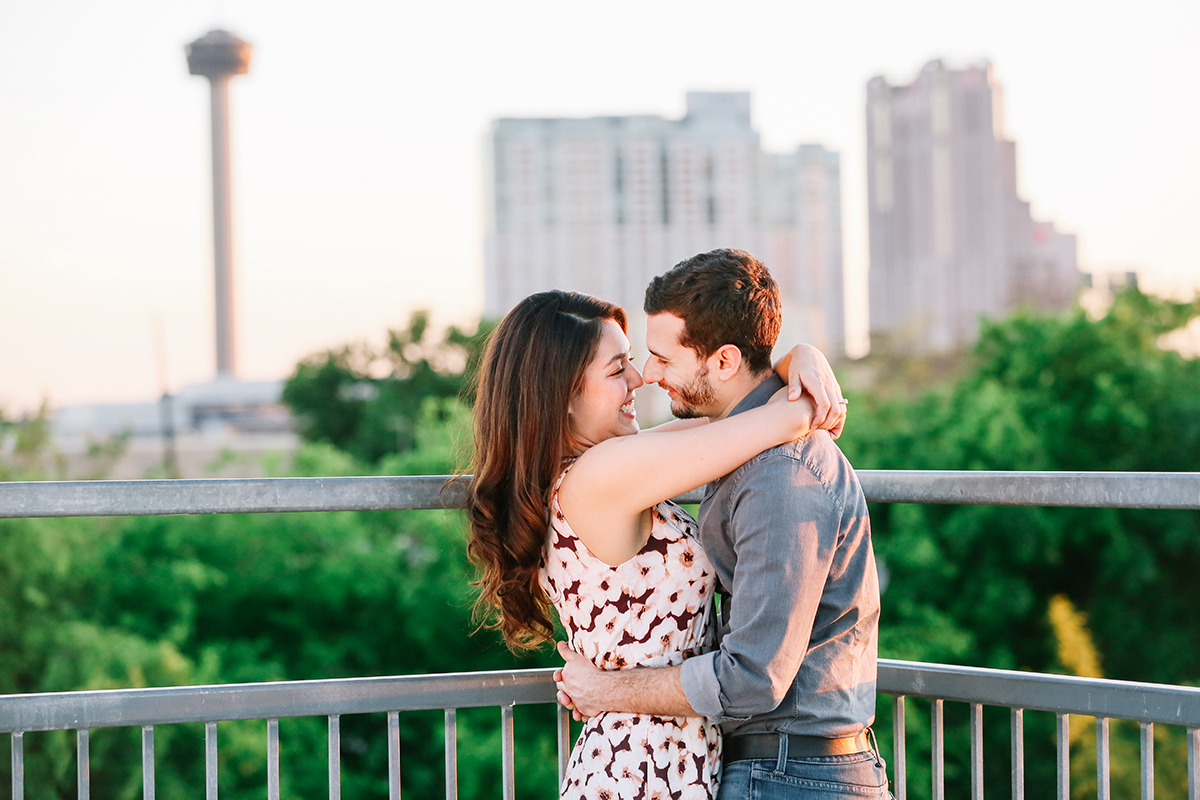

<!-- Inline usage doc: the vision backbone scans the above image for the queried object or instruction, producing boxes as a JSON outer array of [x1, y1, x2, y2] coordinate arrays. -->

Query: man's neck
[[707, 371, 774, 421]]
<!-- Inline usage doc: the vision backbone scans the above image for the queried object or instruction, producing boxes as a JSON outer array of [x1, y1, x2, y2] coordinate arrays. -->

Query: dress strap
[[551, 457, 577, 496], [548, 458, 578, 532]]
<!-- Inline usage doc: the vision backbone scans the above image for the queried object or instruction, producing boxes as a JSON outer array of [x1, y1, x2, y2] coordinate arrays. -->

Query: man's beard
[[668, 365, 716, 419]]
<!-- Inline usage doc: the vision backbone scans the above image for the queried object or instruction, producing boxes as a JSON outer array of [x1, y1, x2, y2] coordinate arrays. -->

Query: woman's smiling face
[[567, 319, 644, 453]]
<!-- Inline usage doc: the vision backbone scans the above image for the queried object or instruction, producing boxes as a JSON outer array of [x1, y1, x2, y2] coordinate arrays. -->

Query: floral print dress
[[540, 460, 721, 800]]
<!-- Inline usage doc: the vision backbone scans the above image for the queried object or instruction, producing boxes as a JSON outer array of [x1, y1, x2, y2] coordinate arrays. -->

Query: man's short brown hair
[[643, 249, 781, 374]]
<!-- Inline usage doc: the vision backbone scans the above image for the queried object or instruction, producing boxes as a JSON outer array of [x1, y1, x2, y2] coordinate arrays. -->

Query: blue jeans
[[717, 751, 892, 800]]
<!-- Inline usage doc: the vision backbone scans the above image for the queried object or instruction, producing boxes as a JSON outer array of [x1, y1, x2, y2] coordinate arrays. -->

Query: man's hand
[[779, 344, 846, 439], [556, 642, 608, 719]]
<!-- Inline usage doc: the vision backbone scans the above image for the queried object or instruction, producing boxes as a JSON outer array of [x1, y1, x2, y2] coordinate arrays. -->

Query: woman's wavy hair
[[466, 290, 627, 651]]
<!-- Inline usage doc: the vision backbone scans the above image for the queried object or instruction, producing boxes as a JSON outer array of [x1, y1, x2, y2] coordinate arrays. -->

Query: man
[[556, 249, 887, 798]]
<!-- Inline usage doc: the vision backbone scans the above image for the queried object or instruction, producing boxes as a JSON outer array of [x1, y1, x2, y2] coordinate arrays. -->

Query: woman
[[466, 290, 843, 799]]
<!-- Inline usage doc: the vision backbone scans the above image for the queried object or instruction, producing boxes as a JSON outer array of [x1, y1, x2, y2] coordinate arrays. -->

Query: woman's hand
[[768, 386, 817, 440], [775, 344, 846, 439]]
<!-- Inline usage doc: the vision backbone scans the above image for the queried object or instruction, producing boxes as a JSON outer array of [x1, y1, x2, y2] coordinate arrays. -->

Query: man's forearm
[[569, 664, 696, 718]]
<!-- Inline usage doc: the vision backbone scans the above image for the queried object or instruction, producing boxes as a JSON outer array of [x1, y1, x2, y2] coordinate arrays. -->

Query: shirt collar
[[726, 374, 784, 418]]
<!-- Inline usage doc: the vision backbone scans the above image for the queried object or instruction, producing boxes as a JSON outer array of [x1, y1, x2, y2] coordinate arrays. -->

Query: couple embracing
[[467, 249, 889, 799]]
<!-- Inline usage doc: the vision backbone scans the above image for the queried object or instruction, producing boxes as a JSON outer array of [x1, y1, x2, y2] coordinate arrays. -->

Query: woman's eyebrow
[[606, 351, 628, 366]]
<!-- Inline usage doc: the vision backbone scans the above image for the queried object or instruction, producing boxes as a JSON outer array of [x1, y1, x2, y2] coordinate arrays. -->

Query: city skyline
[[2, 0, 1197, 415]]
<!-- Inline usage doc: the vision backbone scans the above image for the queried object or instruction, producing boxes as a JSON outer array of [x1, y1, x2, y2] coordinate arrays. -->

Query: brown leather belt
[[722, 732, 872, 765]]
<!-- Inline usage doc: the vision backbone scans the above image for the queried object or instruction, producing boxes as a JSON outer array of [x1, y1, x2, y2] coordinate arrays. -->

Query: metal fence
[[2, 471, 1199, 800]]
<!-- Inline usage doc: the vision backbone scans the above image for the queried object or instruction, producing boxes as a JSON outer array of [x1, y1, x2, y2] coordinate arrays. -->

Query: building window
[[660, 145, 671, 225]]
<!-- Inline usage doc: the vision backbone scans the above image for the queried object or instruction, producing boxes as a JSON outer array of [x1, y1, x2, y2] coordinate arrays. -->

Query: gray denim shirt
[[679, 376, 880, 738]]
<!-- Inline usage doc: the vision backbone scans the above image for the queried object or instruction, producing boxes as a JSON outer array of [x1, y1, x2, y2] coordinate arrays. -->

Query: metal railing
[[3, 661, 1200, 800], [2, 471, 1199, 800], [4, 470, 1200, 519], [2, 668, 566, 800]]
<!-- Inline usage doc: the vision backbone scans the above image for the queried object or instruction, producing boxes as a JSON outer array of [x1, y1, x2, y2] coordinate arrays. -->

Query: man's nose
[[641, 358, 662, 383]]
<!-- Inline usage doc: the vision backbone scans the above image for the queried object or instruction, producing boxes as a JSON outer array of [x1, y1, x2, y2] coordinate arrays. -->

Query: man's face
[[643, 313, 718, 419]]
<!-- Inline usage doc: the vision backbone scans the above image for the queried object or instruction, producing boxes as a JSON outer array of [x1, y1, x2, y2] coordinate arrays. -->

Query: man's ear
[[710, 344, 744, 382]]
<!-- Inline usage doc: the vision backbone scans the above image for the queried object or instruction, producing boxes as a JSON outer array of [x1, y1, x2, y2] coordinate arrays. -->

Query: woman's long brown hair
[[466, 291, 627, 651]]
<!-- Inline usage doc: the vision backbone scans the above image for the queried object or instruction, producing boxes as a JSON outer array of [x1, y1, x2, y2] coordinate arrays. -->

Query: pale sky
[[2, 0, 1197, 416]]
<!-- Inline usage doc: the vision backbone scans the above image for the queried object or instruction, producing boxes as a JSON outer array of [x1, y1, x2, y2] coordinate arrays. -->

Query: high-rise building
[[485, 92, 845, 360], [866, 60, 1079, 354]]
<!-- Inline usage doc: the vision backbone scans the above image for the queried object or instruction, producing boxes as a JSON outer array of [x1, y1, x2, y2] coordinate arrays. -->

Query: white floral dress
[[540, 460, 721, 800]]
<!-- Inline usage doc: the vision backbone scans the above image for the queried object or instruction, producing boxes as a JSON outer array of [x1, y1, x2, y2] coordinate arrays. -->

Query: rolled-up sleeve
[[680, 449, 842, 724]]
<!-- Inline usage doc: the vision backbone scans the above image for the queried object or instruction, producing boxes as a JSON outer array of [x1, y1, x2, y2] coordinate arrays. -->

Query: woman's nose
[[627, 363, 645, 390]]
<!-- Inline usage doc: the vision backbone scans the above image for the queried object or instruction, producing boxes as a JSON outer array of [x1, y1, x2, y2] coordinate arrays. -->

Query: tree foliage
[[1, 402, 563, 799], [281, 311, 494, 465], [837, 288, 1200, 798]]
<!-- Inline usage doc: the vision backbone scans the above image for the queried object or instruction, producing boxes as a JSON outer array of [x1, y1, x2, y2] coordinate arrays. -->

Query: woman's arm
[[774, 344, 845, 439], [640, 417, 709, 434], [562, 389, 814, 543]]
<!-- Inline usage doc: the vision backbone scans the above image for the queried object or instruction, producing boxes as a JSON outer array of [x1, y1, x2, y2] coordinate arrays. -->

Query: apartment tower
[[486, 92, 845, 364], [866, 60, 1079, 353]]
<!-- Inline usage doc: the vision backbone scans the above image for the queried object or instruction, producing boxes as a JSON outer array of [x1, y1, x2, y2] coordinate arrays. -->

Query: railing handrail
[[879, 659, 1200, 726], [0, 669, 557, 734], [3, 471, 1199, 518], [4, 660, 1199, 735]]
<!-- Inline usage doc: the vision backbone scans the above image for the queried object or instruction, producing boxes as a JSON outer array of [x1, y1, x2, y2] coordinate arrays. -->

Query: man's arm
[[555, 642, 695, 719]]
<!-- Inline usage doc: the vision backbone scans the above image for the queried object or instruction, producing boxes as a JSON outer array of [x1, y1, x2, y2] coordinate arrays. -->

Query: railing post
[[1188, 726, 1198, 800], [501, 704, 515, 800], [328, 715, 341, 800], [1097, 717, 1111, 800], [142, 724, 155, 800], [77, 729, 90, 800], [267, 718, 279, 800], [444, 709, 458, 800], [10, 731, 23, 800], [387, 711, 401, 800], [932, 699, 944, 800], [557, 703, 572, 788], [1011, 708, 1024, 800], [1057, 713, 1070, 800], [971, 703, 983, 800], [892, 695, 906, 800], [1140, 722, 1153, 800], [205, 721, 218, 800]]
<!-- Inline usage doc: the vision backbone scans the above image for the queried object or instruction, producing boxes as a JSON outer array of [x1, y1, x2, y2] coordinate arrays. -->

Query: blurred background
[[2, 0, 1197, 423], [2, 1, 1199, 798]]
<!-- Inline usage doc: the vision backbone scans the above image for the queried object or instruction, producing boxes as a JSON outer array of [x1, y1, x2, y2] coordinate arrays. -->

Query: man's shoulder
[[739, 429, 843, 473], [724, 431, 863, 501]]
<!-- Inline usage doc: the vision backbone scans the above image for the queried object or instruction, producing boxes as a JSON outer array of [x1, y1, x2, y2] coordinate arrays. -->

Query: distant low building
[[866, 59, 1081, 354], [53, 377, 291, 441], [41, 377, 296, 479]]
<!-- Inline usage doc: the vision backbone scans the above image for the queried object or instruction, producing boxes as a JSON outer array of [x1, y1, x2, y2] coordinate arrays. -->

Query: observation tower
[[186, 30, 252, 377]]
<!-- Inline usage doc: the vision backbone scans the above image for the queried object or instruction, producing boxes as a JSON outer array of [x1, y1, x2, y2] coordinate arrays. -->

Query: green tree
[[2, 401, 561, 799], [840, 288, 1200, 798], [282, 312, 494, 465]]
